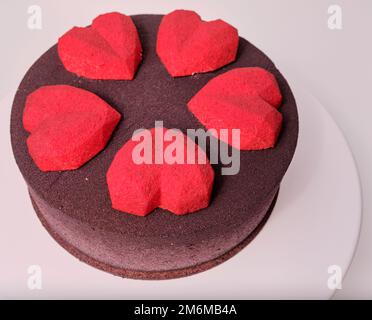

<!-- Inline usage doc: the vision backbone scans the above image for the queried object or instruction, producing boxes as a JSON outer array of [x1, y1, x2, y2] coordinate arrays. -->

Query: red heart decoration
[[24, 85, 121, 171], [157, 10, 239, 77], [107, 128, 215, 216], [58, 12, 142, 80], [188, 67, 283, 150]]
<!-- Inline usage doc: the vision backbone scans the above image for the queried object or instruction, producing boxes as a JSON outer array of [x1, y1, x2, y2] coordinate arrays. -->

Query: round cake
[[10, 13, 298, 279]]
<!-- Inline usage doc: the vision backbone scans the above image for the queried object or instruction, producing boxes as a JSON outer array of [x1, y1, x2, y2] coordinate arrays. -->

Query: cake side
[[29, 186, 279, 277]]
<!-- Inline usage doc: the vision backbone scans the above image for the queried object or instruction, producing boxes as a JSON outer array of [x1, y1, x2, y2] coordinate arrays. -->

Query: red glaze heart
[[107, 128, 215, 216], [58, 12, 142, 80], [156, 10, 239, 77], [188, 67, 283, 150], [24, 85, 121, 171]]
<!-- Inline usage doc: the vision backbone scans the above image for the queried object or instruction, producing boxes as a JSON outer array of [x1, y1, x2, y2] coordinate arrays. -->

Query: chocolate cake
[[10, 12, 298, 280]]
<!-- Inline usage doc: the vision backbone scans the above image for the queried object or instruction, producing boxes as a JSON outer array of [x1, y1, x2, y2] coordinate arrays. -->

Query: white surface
[[0, 86, 361, 299], [0, 0, 370, 299]]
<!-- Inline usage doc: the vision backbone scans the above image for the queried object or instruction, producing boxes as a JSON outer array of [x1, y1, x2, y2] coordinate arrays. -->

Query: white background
[[0, 0, 371, 299]]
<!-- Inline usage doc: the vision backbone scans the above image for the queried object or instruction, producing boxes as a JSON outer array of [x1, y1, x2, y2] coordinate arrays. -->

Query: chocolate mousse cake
[[10, 11, 298, 280]]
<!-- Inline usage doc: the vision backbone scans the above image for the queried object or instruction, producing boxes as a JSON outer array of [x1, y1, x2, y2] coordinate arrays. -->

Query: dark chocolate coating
[[10, 15, 298, 278]]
